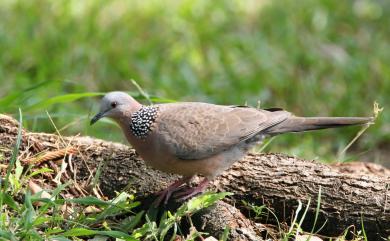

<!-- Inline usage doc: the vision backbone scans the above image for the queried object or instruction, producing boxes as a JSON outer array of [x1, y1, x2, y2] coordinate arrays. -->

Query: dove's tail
[[266, 116, 373, 135]]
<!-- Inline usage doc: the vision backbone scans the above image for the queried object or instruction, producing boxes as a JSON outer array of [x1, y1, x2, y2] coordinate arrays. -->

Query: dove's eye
[[111, 101, 117, 108]]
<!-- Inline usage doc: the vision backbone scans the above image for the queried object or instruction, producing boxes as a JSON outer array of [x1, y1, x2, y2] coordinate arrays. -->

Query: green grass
[[0, 0, 388, 164]]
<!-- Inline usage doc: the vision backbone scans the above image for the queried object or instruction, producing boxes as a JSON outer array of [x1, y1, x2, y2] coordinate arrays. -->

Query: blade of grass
[[65, 196, 110, 206], [258, 136, 276, 152], [288, 200, 302, 234], [48, 236, 72, 241], [46, 111, 65, 144], [130, 79, 152, 105], [3, 108, 23, 191], [21, 190, 35, 233], [296, 198, 311, 237], [0, 230, 16, 241], [60, 228, 137, 240], [119, 211, 145, 232], [220, 226, 230, 241], [0, 80, 52, 110], [360, 214, 368, 241], [310, 186, 322, 235], [90, 158, 105, 190], [26, 92, 104, 111], [265, 207, 282, 239], [176, 192, 232, 217], [0, 192, 18, 210]]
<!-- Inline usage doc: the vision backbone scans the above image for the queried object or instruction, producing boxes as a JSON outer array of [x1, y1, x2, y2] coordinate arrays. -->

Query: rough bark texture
[[0, 114, 389, 240]]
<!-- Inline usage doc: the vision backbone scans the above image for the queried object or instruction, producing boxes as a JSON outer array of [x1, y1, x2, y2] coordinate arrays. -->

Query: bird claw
[[173, 178, 210, 201], [173, 187, 203, 201], [152, 177, 210, 206], [152, 189, 171, 207], [152, 176, 191, 207]]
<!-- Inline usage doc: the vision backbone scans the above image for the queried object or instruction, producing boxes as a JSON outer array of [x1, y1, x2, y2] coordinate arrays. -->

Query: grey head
[[90, 91, 142, 125]]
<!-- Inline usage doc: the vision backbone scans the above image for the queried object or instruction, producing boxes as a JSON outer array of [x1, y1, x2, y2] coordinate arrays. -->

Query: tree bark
[[0, 114, 389, 240]]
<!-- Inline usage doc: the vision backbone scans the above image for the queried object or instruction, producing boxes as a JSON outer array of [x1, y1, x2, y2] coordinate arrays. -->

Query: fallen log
[[0, 114, 389, 240]]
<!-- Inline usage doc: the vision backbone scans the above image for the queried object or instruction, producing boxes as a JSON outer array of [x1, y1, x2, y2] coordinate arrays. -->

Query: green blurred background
[[0, 0, 388, 165]]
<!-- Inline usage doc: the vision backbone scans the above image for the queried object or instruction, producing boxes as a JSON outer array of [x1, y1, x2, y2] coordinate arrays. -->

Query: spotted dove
[[91, 91, 372, 205]]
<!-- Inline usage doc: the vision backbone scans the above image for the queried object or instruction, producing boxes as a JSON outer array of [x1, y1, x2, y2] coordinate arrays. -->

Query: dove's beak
[[90, 112, 104, 125]]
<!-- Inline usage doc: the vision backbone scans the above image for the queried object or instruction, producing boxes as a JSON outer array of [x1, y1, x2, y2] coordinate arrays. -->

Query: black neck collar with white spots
[[130, 106, 158, 139]]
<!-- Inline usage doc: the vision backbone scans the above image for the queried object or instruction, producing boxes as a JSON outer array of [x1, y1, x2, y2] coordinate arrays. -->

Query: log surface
[[0, 114, 389, 240]]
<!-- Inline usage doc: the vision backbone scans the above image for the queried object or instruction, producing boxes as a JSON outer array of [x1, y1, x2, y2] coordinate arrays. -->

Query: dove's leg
[[173, 178, 210, 201], [153, 176, 192, 206]]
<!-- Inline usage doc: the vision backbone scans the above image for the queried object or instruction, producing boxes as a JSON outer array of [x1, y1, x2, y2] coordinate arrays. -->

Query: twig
[[22, 147, 77, 165], [339, 101, 382, 158]]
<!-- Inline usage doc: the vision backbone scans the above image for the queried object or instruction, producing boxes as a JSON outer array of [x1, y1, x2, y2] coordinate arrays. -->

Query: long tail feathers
[[266, 116, 374, 135]]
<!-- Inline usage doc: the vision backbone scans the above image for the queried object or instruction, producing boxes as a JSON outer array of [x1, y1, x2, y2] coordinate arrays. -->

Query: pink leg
[[173, 178, 210, 201], [153, 176, 192, 206]]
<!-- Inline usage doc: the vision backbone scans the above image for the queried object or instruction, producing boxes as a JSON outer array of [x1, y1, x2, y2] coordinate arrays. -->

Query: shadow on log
[[0, 114, 389, 240]]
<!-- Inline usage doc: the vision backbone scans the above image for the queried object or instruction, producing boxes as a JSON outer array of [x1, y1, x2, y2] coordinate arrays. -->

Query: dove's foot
[[153, 176, 192, 207], [173, 178, 210, 201]]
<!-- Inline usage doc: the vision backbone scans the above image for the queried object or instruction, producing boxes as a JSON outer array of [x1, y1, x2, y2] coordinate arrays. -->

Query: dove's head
[[90, 91, 142, 125]]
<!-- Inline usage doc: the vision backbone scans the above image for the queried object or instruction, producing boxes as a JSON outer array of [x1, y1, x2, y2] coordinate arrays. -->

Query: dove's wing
[[155, 102, 290, 160]]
